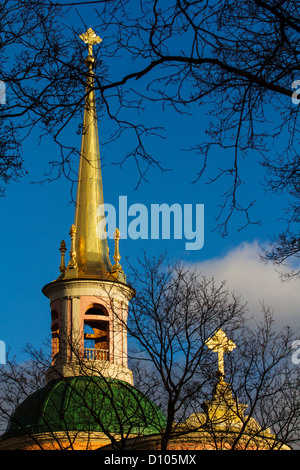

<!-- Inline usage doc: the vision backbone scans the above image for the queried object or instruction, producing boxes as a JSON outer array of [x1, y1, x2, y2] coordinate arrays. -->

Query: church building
[[0, 29, 290, 451]]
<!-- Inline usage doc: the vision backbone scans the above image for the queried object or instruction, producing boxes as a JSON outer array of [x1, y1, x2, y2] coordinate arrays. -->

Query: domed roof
[[2, 376, 166, 439]]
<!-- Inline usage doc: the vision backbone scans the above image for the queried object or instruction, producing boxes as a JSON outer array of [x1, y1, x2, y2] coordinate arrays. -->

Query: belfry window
[[84, 307, 109, 361], [85, 305, 108, 316]]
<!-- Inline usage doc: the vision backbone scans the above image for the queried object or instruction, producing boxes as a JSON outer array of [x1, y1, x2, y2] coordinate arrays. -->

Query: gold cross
[[206, 329, 236, 379], [79, 28, 102, 57]]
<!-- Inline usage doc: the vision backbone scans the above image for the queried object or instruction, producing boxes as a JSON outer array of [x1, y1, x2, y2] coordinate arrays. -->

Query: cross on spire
[[206, 329, 236, 380], [79, 28, 102, 57]]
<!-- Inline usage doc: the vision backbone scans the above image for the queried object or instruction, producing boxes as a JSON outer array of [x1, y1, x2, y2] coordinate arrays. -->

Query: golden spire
[[72, 28, 112, 279]]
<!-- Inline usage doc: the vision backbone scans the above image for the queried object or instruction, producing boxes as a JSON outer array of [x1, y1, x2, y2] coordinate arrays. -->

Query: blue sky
[[0, 1, 299, 362]]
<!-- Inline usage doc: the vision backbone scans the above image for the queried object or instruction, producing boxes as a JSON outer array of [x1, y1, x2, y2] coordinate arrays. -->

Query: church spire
[[72, 28, 112, 279], [42, 28, 134, 389]]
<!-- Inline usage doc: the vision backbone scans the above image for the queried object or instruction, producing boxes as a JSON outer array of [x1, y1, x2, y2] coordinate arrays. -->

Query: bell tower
[[42, 29, 134, 386]]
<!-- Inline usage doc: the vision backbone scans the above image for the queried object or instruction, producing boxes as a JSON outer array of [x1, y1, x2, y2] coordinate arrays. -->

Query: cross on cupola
[[203, 329, 248, 424], [206, 329, 236, 381]]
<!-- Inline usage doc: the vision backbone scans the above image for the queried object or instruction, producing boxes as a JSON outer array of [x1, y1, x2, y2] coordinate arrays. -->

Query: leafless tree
[[0, 0, 165, 197], [2, 1, 300, 271], [0, 257, 299, 450], [122, 255, 300, 450], [0, 343, 166, 450], [0, 0, 72, 194], [89, 0, 300, 241]]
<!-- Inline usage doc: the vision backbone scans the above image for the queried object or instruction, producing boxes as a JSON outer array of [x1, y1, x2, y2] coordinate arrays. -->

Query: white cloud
[[189, 241, 300, 330]]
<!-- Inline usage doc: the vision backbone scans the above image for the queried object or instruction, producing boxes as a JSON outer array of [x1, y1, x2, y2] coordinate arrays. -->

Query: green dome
[[2, 376, 166, 439]]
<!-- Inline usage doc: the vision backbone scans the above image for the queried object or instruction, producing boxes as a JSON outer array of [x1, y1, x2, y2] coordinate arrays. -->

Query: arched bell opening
[[83, 305, 109, 361], [85, 304, 109, 316]]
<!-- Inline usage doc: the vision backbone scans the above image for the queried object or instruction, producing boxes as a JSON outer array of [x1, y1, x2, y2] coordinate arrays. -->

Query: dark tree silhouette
[[0, 257, 299, 450], [2, 0, 300, 268]]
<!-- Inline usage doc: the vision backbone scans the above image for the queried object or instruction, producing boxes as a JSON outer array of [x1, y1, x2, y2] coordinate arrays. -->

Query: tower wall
[[43, 278, 134, 385]]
